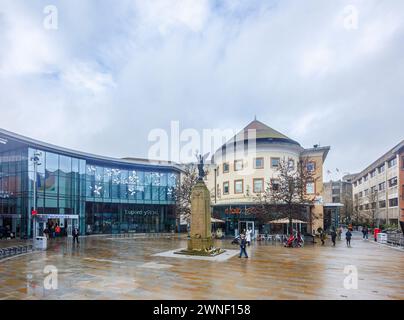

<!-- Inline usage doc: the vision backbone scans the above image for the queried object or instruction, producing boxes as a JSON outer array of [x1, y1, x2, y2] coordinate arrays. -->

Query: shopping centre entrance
[[36, 214, 79, 237]]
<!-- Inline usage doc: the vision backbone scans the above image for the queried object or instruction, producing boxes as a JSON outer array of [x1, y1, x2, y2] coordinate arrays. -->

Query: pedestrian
[[239, 234, 248, 258], [246, 228, 252, 246], [320, 230, 326, 245], [72, 227, 80, 244], [55, 224, 61, 238], [337, 226, 342, 241], [346, 229, 352, 247], [331, 228, 337, 246], [363, 226, 368, 240], [43, 227, 49, 239], [50, 224, 55, 239]]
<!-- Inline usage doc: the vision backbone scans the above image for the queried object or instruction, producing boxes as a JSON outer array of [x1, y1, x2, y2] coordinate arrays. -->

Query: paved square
[[0, 233, 403, 300]]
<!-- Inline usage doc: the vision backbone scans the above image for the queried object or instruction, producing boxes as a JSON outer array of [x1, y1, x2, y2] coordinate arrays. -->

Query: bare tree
[[353, 194, 361, 225], [342, 196, 353, 224], [254, 159, 318, 232], [173, 164, 199, 228], [363, 190, 379, 227]]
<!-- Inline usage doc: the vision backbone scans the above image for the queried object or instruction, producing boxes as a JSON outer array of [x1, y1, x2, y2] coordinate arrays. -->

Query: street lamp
[[30, 152, 42, 240]]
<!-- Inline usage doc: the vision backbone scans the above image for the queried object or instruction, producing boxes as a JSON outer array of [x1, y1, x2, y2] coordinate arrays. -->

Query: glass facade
[[0, 132, 180, 238]]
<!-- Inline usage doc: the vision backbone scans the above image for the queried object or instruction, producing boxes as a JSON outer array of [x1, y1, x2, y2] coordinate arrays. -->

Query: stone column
[[187, 180, 213, 251]]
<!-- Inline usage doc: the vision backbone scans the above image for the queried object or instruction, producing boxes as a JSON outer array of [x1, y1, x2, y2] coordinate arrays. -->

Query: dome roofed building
[[206, 118, 330, 237]]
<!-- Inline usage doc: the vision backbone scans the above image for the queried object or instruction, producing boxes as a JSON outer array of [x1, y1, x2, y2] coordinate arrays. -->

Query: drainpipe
[[214, 167, 217, 204]]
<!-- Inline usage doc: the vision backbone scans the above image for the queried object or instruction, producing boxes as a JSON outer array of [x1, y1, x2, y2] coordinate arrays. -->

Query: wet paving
[[0, 232, 403, 300]]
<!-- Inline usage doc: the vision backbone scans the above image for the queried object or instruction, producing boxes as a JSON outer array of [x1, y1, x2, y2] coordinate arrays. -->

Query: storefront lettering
[[224, 207, 260, 215], [124, 210, 159, 216]]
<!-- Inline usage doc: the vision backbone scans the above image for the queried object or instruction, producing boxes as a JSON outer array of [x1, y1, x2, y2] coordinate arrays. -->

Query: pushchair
[[231, 235, 240, 245]]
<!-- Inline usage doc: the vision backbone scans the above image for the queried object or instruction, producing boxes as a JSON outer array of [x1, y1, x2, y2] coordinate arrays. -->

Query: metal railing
[[386, 233, 404, 247], [0, 244, 34, 260], [111, 232, 177, 239]]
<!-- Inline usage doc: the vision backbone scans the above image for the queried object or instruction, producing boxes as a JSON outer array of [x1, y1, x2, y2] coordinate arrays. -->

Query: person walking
[[337, 226, 343, 240], [246, 228, 252, 246], [239, 234, 248, 258], [363, 226, 369, 240], [320, 230, 326, 245], [331, 228, 337, 246], [72, 227, 80, 245], [55, 224, 61, 238], [346, 229, 352, 247]]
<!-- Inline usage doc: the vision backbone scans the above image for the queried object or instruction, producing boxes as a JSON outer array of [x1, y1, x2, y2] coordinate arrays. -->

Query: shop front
[[212, 204, 262, 237]]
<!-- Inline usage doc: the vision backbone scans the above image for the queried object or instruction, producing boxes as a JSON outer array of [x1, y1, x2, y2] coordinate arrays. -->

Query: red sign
[[31, 210, 37, 216]]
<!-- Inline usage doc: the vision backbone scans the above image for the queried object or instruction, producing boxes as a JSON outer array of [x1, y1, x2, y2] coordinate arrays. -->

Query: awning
[[267, 218, 307, 224], [211, 217, 225, 223]]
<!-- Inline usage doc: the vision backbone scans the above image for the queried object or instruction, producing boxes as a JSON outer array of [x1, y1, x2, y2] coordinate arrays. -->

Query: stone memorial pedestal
[[176, 180, 224, 256]]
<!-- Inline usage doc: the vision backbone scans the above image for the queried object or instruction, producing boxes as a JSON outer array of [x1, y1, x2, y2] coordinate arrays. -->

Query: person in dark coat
[[239, 234, 248, 258], [346, 230, 352, 247], [331, 228, 337, 246], [72, 227, 80, 244], [363, 226, 369, 240]]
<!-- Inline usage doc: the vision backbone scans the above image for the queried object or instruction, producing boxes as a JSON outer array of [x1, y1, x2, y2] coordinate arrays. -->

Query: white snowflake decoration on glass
[[89, 184, 103, 196], [151, 172, 162, 186], [128, 185, 136, 196], [87, 165, 96, 174]]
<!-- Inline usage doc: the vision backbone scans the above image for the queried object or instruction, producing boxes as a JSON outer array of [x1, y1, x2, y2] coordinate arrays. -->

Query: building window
[[306, 161, 316, 172], [253, 178, 264, 193], [363, 175, 368, 182], [234, 160, 243, 171], [389, 198, 398, 207], [288, 159, 295, 170], [378, 164, 385, 173], [371, 202, 376, 209], [234, 180, 244, 194], [306, 182, 315, 194], [370, 186, 377, 194], [359, 205, 363, 210], [358, 178, 362, 185], [370, 170, 376, 178], [365, 203, 369, 210], [223, 162, 229, 173], [254, 157, 264, 169], [271, 157, 280, 168], [388, 177, 398, 188], [364, 189, 369, 196], [388, 158, 397, 168], [216, 184, 220, 196], [271, 179, 280, 191], [354, 181, 357, 187], [359, 191, 363, 198], [379, 182, 386, 191], [379, 200, 386, 208], [223, 181, 229, 195]]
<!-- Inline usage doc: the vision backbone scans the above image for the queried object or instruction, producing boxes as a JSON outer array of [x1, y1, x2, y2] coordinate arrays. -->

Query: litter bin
[[34, 236, 48, 250], [377, 233, 387, 244]]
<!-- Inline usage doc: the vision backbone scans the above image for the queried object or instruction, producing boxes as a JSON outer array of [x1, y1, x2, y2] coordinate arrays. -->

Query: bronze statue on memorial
[[196, 152, 209, 180]]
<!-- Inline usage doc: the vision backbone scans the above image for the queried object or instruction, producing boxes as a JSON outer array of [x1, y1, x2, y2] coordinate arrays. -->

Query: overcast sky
[[0, 0, 403, 181]]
